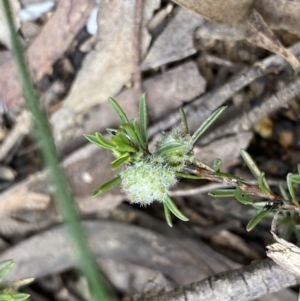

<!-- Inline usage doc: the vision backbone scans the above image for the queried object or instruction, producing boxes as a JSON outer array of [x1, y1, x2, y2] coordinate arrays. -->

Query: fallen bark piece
[[141, 8, 205, 70], [267, 231, 300, 277], [0, 0, 94, 109], [245, 9, 300, 72], [61, 0, 160, 114], [0, 144, 120, 216], [254, 0, 300, 38], [171, 0, 300, 71], [0, 221, 217, 285], [140, 259, 300, 301], [171, 0, 253, 27], [51, 0, 160, 148]]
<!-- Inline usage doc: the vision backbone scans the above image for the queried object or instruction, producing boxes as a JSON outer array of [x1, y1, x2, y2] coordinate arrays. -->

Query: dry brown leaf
[[245, 10, 300, 72], [172, 0, 300, 71], [267, 231, 300, 276], [61, 0, 160, 114], [0, 0, 94, 109], [172, 0, 253, 27], [254, 0, 300, 38]]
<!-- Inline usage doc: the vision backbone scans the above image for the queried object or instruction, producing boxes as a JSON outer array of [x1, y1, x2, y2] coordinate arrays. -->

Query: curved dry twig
[[148, 42, 300, 137], [138, 259, 300, 301], [199, 76, 300, 145]]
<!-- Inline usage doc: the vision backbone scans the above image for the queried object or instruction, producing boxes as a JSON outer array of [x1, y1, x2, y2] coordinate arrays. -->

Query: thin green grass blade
[[191, 106, 226, 145], [164, 195, 189, 221], [164, 203, 173, 227], [3, 1, 115, 300], [179, 107, 189, 134], [92, 176, 122, 197], [138, 93, 148, 144], [108, 97, 130, 124]]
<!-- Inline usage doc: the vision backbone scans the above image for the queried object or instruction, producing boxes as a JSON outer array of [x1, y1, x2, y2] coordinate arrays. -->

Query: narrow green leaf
[[258, 172, 270, 195], [287, 173, 298, 205], [0, 293, 30, 300], [111, 153, 130, 170], [157, 142, 185, 156], [234, 188, 253, 205], [115, 143, 136, 153], [213, 158, 222, 172], [279, 184, 290, 201], [132, 120, 147, 149], [179, 107, 189, 134], [92, 176, 122, 197], [290, 174, 300, 184], [84, 134, 99, 145], [164, 203, 173, 227], [209, 189, 235, 198], [121, 123, 139, 146], [0, 261, 14, 283], [240, 149, 270, 192], [139, 93, 148, 144], [108, 97, 130, 124], [298, 164, 300, 175], [191, 106, 227, 145], [164, 195, 189, 221], [84, 133, 115, 150], [111, 133, 136, 152], [246, 208, 272, 231]]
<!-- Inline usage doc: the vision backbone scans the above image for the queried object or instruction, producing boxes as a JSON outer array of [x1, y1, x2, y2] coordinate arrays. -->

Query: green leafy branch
[[0, 260, 33, 301], [86, 95, 300, 231], [86, 94, 225, 226]]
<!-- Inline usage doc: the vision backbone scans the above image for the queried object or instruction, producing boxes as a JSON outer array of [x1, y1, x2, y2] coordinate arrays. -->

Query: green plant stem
[[183, 164, 300, 214], [2, 1, 114, 300]]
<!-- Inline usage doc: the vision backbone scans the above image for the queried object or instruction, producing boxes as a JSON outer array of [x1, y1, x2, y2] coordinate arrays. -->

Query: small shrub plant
[[86, 95, 300, 232]]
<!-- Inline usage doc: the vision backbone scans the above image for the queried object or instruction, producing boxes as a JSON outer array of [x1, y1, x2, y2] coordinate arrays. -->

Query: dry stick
[[200, 76, 300, 144], [148, 41, 300, 137], [0, 110, 31, 162], [140, 259, 300, 301], [170, 179, 285, 197], [132, 0, 143, 96]]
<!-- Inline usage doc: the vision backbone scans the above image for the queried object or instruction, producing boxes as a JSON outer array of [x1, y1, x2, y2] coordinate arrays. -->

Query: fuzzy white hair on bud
[[120, 157, 177, 205]]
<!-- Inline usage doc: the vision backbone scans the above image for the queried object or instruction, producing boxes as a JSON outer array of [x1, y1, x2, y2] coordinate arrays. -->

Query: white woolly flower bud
[[120, 157, 177, 205]]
